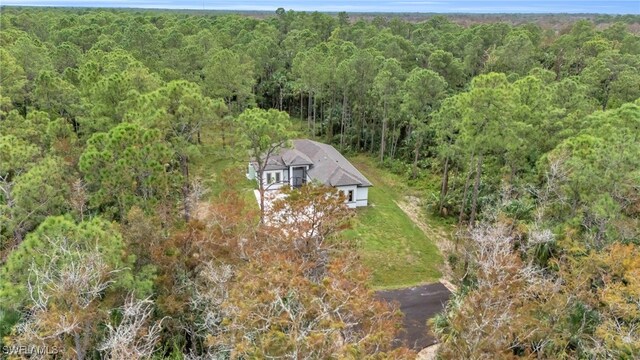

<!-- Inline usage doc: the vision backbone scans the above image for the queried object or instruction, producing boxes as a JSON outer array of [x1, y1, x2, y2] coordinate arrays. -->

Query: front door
[[292, 167, 305, 187]]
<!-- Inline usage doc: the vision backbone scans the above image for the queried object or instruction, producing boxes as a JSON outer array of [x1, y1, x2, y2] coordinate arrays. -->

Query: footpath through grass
[[343, 155, 443, 289]]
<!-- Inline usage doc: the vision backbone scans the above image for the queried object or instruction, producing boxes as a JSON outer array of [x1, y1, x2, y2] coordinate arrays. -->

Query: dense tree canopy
[[0, 6, 638, 358]]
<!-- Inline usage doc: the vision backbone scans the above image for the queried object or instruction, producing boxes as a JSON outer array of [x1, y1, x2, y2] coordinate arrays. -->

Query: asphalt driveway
[[376, 282, 451, 350]]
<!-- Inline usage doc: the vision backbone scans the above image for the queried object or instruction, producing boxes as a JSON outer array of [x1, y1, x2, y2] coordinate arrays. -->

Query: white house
[[246, 139, 372, 208]]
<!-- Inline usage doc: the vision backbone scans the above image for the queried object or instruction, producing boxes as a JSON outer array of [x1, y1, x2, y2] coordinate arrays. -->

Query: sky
[[2, 0, 639, 14]]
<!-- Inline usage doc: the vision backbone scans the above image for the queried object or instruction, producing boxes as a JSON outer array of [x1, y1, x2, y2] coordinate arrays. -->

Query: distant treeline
[[3, 5, 640, 26]]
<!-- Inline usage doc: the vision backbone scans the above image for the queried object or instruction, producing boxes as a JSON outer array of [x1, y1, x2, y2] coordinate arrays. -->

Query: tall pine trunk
[[459, 153, 475, 224], [439, 156, 450, 215], [370, 120, 376, 153], [257, 168, 267, 224], [380, 102, 387, 162], [307, 91, 312, 132], [313, 93, 317, 135], [341, 93, 347, 150], [390, 119, 398, 159], [259, 185, 266, 224], [391, 129, 400, 159], [412, 137, 422, 179], [380, 116, 387, 163], [469, 155, 483, 227], [357, 106, 367, 151], [300, 92, 303, 120]]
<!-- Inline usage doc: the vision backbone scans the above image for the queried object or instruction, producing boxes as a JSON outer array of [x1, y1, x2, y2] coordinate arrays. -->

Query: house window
[[266, 172, 273, 184], [348, 190, 354, 202], [275, 172, 281, 183]]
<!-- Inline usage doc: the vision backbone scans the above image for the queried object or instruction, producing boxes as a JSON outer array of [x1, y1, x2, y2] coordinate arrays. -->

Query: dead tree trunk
[[180, 155, 191, 222]]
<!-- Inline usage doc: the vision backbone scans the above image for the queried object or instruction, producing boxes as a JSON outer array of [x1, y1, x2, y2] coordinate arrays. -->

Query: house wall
[[356, 187, 369, 207], [249, 164, 369, 208], [251, 165, 309, 190], [262, 169, 287, 190], [246, 163, 256, 180], [337, 185, 358, 209], [247, 164, 285, 189]]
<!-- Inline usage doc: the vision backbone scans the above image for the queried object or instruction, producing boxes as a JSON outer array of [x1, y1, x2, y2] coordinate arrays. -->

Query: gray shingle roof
[[260, 139, 372, 187], [260, 154, 286, 170], [281, 148, 313, 166]]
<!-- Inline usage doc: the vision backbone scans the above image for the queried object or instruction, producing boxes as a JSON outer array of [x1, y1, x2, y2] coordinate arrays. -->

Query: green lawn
[[343, 155, 443, 289]]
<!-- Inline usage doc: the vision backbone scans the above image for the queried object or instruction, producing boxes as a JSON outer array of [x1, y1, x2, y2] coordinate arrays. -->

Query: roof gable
[[281, 148, 313, 166], [329, 168, 361, 186]]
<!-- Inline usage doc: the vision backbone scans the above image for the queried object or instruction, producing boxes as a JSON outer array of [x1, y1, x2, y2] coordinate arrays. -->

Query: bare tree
[[435, 222, 561, 359], [184, 176, 210, 221], [15, 236, 121, 360], [216, 253, 407, 359], [267, 185, 353, 256], [187, 262, 234, 359], [99, 296, 165, 360], [70, 178, 87, 221]]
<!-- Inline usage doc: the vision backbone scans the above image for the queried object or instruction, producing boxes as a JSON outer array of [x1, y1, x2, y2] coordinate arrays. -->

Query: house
[[246, 139, 372, 208]]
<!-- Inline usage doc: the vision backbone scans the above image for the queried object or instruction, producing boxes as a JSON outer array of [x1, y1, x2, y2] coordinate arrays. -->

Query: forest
[[1, 5, 639, 359]]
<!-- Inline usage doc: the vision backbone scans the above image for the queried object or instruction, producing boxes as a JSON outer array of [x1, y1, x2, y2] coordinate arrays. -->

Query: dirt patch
[[417, 344, 440, 360], [395, 196, 457, 289]]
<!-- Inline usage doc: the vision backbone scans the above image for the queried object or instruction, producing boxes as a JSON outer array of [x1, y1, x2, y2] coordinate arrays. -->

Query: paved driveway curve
[[376, 282, 451, 350]]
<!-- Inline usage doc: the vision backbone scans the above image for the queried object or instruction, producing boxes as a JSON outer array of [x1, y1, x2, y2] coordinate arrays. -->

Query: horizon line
[[2, 4, 639, 15]]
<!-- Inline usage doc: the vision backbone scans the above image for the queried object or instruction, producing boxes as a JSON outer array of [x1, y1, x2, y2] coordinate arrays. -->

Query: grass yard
[[343, 155, 444, 289]]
